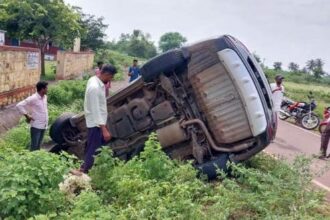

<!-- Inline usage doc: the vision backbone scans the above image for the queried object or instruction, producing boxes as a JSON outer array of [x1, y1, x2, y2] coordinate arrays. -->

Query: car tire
[[49, 144, 69, 154], [196, 154, 230, 180], [141, 49, 187, 82], [49, 113, 75, 144]]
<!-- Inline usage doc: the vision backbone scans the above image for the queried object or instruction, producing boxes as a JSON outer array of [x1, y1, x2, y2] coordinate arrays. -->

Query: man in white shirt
[[270, 75, 285, 112], [16, 81, 49, 151], [72, 64, 117, 175]]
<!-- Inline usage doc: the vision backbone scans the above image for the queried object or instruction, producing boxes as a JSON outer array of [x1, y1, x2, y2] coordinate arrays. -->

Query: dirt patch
[[111, 74, 130, 93]]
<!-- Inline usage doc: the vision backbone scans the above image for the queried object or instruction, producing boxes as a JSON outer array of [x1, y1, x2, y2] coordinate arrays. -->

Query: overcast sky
[[65, 0, 330, 72]]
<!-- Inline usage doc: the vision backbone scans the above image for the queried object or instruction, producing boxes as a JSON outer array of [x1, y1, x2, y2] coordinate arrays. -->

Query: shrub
[[48, 100, 83, 125], [206, 155, 326, 219], [67, 191, 114, 220], [0, 150, 76, 219], [0, 121, 30, 152], [86, 135, 329, 219], [0, 134, 328, 219], [95, 49, 145, 81], [89, 134, 207, 219], [47, 80, 87, 106]]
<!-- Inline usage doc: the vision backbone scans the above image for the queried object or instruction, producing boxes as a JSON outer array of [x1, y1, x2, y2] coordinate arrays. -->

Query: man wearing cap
[[270, 75, 285, 113]]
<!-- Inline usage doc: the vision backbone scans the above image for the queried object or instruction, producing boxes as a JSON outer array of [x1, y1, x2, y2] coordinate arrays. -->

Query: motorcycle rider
[[270, 75, 285, 113]]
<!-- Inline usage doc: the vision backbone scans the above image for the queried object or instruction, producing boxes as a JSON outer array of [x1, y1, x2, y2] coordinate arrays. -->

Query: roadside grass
[[264, 68, 330, 118], [41, 61, 57, 81], [1, 135, 329, 219], [264, 68, 330, 86], [284, 81, 330, 117], [0, 72, 329, 218], [0, 79, 86, 153]]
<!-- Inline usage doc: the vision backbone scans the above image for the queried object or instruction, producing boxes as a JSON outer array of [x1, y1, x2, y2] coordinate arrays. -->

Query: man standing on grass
[[71, 64, 117, 175], [16, 81, 48, 151], [270, 75, 285, 113], [128, 59, 140, 82]]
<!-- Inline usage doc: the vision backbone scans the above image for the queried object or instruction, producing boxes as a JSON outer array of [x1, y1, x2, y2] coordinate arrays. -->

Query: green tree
[[107, 30, 157, 59], [301, 67, 308, 74], [288, 62, 299, 72], [273, 62, 282, 71], [306, 59, 325, 78], [158, 32, 187, 52], [127, 30, 157, 58], [313, 58, 325, 78], [306, 59, 316, 72], [74, 7, 108, 51], [0, 0, 81, 76]]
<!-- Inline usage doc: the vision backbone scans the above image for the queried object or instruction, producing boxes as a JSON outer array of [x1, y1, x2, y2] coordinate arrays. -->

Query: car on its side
[[50, 35, 277, 178]]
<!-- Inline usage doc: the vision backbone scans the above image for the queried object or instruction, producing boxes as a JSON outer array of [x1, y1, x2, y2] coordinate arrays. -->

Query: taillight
[[267, 112, 277, 140]]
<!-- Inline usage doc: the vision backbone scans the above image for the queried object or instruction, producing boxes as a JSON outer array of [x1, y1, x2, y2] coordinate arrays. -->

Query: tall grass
[[41, 61, 57, 81], [283, 82, 330, 117]]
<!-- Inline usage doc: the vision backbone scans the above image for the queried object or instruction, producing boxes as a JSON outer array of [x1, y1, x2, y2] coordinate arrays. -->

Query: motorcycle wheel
[[301, 113, 320, 130]]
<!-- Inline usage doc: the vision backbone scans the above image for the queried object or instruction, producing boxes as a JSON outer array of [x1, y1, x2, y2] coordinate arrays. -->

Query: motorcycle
[[279, 92, 320, 130], [319, 107, 330, 133]]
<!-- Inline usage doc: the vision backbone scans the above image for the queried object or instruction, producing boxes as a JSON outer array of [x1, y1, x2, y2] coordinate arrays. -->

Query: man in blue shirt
[[128, 59, 140, 82]]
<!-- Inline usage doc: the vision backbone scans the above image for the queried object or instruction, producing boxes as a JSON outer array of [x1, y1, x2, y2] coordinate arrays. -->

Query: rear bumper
[[213, 35, 276, 159], [230, 131, 270, 162], [220, 36, 277, 143], [218, 48, 267, 137]]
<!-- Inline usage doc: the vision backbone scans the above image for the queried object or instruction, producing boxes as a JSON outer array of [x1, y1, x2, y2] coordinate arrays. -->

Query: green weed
[[0, 150, 77, 219]]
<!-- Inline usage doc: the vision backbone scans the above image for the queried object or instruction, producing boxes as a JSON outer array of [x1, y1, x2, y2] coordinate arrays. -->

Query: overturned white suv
[[50, 35, 277, 178]]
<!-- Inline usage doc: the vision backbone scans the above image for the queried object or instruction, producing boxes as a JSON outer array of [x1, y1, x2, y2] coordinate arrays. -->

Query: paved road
[[266, 119, 330, 199]]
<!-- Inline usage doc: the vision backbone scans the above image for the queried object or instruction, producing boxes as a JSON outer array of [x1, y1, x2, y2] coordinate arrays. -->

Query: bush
[[89, 134, 207, 219], [0, 150, 77, 219], [41, 61, 56, 81], [0, 121, 30, 152], [47, 80, 87, 106], [95, 49, 145, 81], [206, 155, 326, 219], [86, 134, 329, 219], [67, 191, 113, 220], [48, 100, 83, 125], [0, 134, 328, 219]]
